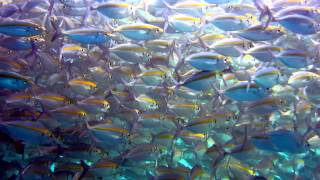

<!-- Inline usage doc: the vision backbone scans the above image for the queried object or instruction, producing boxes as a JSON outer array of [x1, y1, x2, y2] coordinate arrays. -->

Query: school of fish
[[1, 0, 320, 179]]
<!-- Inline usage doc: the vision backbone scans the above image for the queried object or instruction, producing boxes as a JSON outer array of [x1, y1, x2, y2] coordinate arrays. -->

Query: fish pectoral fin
[[246, 81, 251, 93]]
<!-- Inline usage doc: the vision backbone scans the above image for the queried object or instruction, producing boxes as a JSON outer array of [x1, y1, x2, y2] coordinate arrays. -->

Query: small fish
[[6, 91, 33, 107], [60, 44, 86, 63], [168, 102, 200, 118], [135, 94, 159, 111], [251, 129, 307, 154], [276, 48, 309, 68], [138, 69, 166, 86], [63, 29, 111, 44], [288, 71, 320, 88], [223, 3, 258, 15], [275, 14, 320, 35], [94, 2, 132, 19], [110, 43, 151, 64], [0, 37, 33, 51], [245, 44, 282, 62], [35, 92, 70, 108], [246, 97, 283, 115], [186, 52, 230, 71], [0, 121, 58, 145], [121, 143, 158, 162], [114, 23, 163, 41], [274, 6, 320, 19], [208, 13, 254, 31], [144, 39, 174, 53], [0, 71, 33, 91], [167, 14, 202, 32], [210, 38, 251, 57], [253, 67, 281, 88], [163, 0, 214, 17], [68, 78, 97, 96], [237, 24, 285, 42], [223, 81, 270, 101], [185, 116, 217, 133], [89, 159, 119, 177], [304, 78, 320, 106], [78, 96, 110, 113], [0, 21, 43, 37], [49, 105, 87, 126], [85, 122, 129, 146], [179, 71, 218, 91]]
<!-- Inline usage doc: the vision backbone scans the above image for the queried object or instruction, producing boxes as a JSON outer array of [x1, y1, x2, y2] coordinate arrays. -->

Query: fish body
[[0, 21, 43, 37], [276, 49, 309, 68], [237, 25, 285, 41], [115, 23, 163, 41], [224, 81, 269, 101], [0, 121, 57, 145], [63, 29, 111, 44], [0, 37, 33, 51], [253, 67, 280, 88], [209, 14, 252, 31], [186, 52, 229, 71], [110, 43, 151, 64], [0, 71, 31, 91], [251, 130, 306, 154], [180, 71, 218, 91], [246, 97, 282, 115], [95, 2, 131, 19], [276, 14, 320, 35], [210, 38, 249, 57], [168, 14, 201, 32], [245, 45, 281, 62]]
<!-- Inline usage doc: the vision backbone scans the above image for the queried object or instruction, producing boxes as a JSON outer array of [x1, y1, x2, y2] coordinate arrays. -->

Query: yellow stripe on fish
[[69, 79, 97, 88], [92, 127, 129, 134]]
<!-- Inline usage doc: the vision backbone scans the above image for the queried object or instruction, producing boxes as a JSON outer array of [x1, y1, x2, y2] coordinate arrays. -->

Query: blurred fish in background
[[0, 0, 320, 179]]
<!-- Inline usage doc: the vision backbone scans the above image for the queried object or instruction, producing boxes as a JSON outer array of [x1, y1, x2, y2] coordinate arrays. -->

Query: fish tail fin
[[81, 0, 91, 26], [211, 84, 223, 109], [197, 36, 209, 50], [50, 17, 63, 42], [253, 0, 274, 28], [161, 0, 173, 9]]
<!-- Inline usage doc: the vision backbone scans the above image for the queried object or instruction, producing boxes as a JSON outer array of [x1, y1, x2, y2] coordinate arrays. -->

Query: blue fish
[[253, 67, 280, 88], [186, 52, 229, 71], [0, 21, 43, 37], [223, 81, 269, 101], [276, 49, 308, 68], [0, 37, 33, 51], [276, 14, 320, 35], [64, 29, 111, 44], [251, 130, 306, 154], [180, 71, 217, 91], [0, 71, 31, 91], [94, 2, 131, 19]]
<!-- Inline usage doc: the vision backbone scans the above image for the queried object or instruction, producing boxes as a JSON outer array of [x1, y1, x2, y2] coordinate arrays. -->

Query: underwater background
[[0, 0, 320, 179]]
